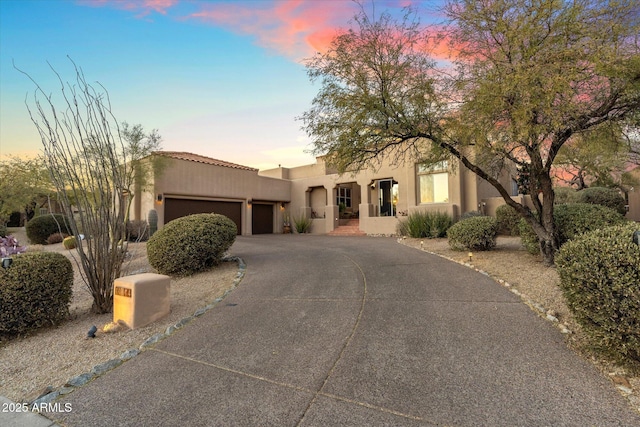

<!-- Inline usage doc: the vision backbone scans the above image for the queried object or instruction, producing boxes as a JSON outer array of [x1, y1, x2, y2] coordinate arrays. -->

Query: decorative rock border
[[30, 256, 247, 407]]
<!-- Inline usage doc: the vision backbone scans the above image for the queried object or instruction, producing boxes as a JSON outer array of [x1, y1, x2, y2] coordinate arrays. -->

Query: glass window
[[511, 178, 519, 196], [417, 162, 449, 204], [337, 187, 351, 208]]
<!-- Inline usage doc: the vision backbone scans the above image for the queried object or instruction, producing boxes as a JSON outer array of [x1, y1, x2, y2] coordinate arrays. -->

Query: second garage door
[[252, 203, 274, 234], [164, 198, 242, 235]]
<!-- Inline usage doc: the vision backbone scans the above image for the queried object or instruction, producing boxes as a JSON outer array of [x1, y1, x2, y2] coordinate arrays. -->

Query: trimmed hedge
[[0, 252, 73, 336], [146, 213, 237, 276], [397, 210, 453, 238], [519, 203, 626, 255], [495, 204, 521, 236], [26, 214, 72, 245], [577, 187, 626, 215], [447, 216, 498, 251], [556, 223, 640, 361]]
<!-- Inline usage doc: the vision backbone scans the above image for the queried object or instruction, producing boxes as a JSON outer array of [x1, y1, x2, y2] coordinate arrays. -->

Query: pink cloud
[[188, 0, 357, 60], [78, 0, 178, 17]]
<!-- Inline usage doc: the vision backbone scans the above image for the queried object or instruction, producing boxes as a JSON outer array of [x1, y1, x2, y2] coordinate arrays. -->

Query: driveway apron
[[50, 236, 640, 426]]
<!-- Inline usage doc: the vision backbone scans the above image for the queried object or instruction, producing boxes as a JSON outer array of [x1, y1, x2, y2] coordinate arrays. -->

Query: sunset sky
[[0, 0, 445, 170]]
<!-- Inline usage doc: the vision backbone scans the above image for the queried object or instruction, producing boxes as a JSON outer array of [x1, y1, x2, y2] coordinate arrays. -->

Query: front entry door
[[378, 179, 398, 217]]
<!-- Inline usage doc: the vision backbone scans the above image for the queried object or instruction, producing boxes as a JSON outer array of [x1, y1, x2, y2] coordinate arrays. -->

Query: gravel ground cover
[[0, 228, 239, 403]]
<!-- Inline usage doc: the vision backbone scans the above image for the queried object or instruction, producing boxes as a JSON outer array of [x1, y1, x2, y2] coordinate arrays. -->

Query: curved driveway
[[52, 235, 639, 426]]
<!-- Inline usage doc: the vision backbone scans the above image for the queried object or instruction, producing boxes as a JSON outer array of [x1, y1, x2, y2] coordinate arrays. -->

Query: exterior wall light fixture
[[2, 257, 13, 269], [633, 230, 640, 246]]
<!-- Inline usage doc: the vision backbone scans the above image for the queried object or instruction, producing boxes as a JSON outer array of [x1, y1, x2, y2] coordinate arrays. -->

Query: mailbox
[[113, 273, 171, 329]]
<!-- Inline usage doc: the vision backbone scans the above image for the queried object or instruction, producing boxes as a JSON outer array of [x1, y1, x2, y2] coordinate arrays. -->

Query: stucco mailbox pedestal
[[113, 273, 171, 329]]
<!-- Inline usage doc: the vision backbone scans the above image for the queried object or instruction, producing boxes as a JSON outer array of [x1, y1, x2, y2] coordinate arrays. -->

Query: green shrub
[[293, 215, 312, 234], [397, 211, 453, 238], [0, 223, 6, 238], [577, 187, 626, 215], [556, 223, 640, 362], [518, 203, 626, 255], [146, 213, 237, 276], [46, 232, 69, 245], [447, 216, 498, 251], [495, 204, 521, 236], [553, 187, 579, 204], [554, 203, 625, 243], [63, 236, 77, 250], [25, 214, 72, 245], [518, 218, 541, 254], [0, 252, 73, 337], [126, 220, 149, 242]]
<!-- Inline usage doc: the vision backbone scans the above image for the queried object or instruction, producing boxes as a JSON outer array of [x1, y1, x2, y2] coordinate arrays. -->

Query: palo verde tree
[[120, 122, 165, 225], [18, 59, 143, 313], [300, 0, 640, 265]]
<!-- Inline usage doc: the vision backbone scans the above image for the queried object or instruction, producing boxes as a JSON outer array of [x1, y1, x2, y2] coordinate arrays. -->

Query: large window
[[337, 187, 351, 208], [417, 161, 449, 204]]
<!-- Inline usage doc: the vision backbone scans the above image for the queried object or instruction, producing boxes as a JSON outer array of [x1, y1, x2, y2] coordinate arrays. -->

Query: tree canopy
[[301, 0, 640, 265]]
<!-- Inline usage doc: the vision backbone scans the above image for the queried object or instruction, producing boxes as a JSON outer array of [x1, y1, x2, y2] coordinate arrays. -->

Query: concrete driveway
[[50, 235, 639, 426]]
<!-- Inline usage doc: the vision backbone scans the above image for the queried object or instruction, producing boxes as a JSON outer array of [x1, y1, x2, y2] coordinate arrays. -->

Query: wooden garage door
[[252, 203, 273, 234], [164, 198, 242, 235]]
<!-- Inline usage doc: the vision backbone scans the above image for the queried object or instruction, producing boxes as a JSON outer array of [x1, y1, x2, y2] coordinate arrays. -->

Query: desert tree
[[17, 59, 135, 313], [0, 156, 52, 225], [553, 124, 638, 190], [300, 0, 640, 265], [120, 122, 165, 225]]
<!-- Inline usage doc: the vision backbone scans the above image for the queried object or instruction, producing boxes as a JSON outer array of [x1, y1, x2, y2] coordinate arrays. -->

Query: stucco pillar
[[325, 185, 339, 232], [356, 178, 373, 219]]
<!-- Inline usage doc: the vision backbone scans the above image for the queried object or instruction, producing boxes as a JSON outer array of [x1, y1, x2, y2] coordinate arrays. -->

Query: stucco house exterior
[[132, 151, 520, 236]]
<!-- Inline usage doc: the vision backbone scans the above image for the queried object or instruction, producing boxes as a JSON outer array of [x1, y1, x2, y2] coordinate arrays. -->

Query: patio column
[[325, 185, 339, 233], [357, 178, 373, 219]]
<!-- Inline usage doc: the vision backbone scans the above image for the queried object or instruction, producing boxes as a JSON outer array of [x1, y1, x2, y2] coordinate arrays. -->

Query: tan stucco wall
[[134, 152, 519, 236], [138, 158, 290, 235]]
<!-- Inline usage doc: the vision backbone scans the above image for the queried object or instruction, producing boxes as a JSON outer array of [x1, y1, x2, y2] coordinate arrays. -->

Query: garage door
[[252, 203, 273, 234], [164, 198, 242, 235]]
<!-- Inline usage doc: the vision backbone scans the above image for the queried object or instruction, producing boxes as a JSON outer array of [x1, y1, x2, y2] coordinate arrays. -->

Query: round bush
[[577, 187, 626, 215], [0, 252, 73, 336], [447, 216, 498, 251], [495, 204, 521, 236], [26, 214, 72, 245], [146, 213, 237, 276], [46, 232, 69, 245], [553, 186, 579, 204], [518, 203, 626, 255], [63, 236, 77, 249], [556, 223, 640, 361]]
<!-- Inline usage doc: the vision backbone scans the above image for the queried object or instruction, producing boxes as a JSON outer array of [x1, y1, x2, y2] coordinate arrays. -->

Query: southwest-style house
[[130, 151, 531, 236]]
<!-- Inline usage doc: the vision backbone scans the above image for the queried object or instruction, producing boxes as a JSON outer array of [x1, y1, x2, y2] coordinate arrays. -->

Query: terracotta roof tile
[[154, 151, 258, 172]]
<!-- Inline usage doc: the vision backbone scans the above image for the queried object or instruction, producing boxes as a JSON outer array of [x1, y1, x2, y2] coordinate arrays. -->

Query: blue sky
[[0, 0, 444, 169]]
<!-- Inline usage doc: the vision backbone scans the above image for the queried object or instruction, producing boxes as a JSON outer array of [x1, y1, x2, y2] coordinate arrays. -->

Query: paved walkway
[[22, 236, 640, 425]]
